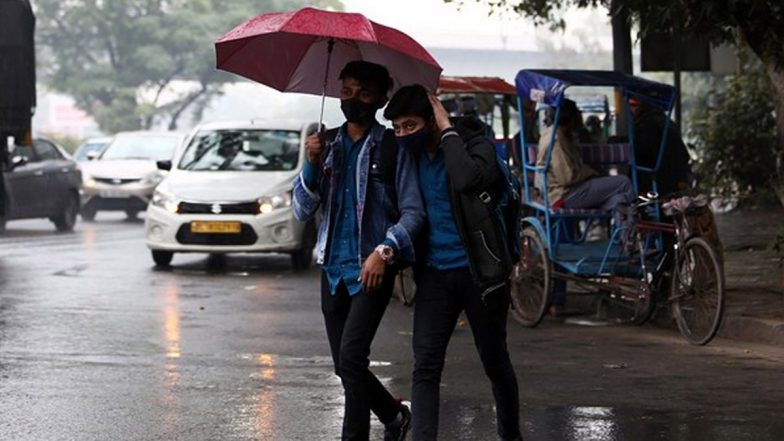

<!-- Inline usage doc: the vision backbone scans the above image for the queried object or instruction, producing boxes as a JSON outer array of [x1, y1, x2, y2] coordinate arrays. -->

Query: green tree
[[691, 67, 776, 198], [35, 0, 342, 134], [450, 0, 784, 176]]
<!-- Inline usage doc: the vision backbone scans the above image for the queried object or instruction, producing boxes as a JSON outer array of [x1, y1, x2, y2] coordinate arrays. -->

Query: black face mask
[[396, 127, 433, 157], [340, 98, 378, 124]]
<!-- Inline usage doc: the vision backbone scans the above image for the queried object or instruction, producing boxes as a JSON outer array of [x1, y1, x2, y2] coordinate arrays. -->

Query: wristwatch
[[375, 244, 394, 262]]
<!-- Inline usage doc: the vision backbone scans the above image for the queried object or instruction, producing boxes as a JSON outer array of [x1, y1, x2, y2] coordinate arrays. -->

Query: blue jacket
[[292, 122, 425, 266]]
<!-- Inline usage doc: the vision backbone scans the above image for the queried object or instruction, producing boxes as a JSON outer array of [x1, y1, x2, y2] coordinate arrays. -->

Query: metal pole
[[318, 38, 336, 131]]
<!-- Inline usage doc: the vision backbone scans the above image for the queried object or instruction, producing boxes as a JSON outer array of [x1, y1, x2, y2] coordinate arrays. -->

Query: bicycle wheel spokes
[[671, 237, 725, 345], [510, 228, 552, 328]]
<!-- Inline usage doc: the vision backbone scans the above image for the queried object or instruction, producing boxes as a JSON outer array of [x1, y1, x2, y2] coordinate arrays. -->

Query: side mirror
[[9, 156, 27, 171], [156, 160, 172, 171], [86, 151, 100, 161]]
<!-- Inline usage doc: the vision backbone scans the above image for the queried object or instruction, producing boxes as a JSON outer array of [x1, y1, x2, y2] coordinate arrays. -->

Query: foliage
[[689, 68, 778, 199], [35, 0, 342, 134], [42, 133, 83, 154], [452, 0, 784, 66]]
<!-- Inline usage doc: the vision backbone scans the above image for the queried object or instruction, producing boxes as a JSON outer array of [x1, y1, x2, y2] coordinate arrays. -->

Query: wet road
[[1, 215, 784, 441]]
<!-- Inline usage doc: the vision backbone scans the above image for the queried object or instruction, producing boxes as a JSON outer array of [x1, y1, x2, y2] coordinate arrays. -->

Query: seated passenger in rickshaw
[[536, 99, 636, 226], [629, 97, 692, 197]]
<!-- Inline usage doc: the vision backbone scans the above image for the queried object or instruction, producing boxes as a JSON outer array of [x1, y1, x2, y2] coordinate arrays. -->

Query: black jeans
[[321, 270, 401, 441], [412, 266, 521, 441]]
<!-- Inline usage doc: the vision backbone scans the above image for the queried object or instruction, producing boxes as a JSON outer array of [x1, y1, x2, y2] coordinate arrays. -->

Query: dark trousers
[[321, 271, 401, 441], [412, 267, 521, 441]]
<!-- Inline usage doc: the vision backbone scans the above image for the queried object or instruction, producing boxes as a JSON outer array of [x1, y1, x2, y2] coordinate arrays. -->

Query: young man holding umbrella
[[292, 61, 424, 441], [384, 84, 523, 441]]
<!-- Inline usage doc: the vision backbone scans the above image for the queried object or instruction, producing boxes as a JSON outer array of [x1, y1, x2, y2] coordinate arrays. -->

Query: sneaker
[[384, 403, 411, 441]]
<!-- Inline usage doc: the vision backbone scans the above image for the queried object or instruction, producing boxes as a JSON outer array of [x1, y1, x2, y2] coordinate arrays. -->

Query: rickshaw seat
[[525, 143, 630, 166], [550, 207, 612, 217]]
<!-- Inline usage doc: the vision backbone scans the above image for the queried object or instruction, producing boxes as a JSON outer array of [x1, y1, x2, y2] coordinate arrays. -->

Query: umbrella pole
[[318, 38, 336, 131]]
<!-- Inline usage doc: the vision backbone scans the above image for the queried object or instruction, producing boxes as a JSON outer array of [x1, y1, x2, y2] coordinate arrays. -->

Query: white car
[[80, 131, 184, 220], [145, 119, 319, 269]]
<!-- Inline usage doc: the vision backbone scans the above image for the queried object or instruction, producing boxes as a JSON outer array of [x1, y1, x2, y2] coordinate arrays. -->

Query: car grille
[[175, 224, 258, 246], [178, 201, 259, 215], [94, 177, 142, 185]]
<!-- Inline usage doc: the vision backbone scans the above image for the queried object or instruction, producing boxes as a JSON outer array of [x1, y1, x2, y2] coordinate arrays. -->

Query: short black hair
[[339, 61, 393, 96], [545, 98, 579, 127], [383, 84, 434, 121]]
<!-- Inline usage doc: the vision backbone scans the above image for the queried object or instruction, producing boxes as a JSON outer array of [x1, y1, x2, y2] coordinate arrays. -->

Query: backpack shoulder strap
[[381, 128, 398, 187]]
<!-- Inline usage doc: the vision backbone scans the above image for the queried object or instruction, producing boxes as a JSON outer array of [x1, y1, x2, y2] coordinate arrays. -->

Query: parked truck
[[0, 0, 36, 218]]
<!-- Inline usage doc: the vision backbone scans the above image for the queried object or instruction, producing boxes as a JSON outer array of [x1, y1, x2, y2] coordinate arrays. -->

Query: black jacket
[[633, 107, 692, 197], [416, 116, 512, 296]]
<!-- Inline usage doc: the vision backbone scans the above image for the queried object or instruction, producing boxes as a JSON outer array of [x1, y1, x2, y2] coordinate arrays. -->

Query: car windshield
[[178, 129, 301, 172], [73, 142, 108, 161], [101, 135, 179, 161]]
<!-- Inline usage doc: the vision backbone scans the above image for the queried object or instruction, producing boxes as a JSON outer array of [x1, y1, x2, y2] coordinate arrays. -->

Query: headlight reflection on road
[[163, 279, 181, 360], [255, 353, 277, 439], [160, 277, 183, 434]]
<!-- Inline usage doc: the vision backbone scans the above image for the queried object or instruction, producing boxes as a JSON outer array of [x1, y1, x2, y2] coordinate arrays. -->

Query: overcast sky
[[340, 0, 614, 53]]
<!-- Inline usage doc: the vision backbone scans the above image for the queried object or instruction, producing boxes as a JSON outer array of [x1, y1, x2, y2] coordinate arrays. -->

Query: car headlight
[[141, 172, 164, 185], [257, 190, 292, 215], [151, 190, 180, 214], [82, 174, 96, 187]]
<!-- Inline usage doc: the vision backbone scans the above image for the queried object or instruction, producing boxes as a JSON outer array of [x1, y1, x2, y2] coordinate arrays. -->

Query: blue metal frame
[[515, 69, 677, 278]]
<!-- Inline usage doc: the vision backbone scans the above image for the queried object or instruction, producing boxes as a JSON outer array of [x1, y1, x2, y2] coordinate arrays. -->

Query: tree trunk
[[767, 63, 784, 207]]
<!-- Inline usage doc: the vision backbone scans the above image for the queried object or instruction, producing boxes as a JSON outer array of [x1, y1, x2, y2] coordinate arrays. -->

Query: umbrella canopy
[[215, 7, 442, 97]]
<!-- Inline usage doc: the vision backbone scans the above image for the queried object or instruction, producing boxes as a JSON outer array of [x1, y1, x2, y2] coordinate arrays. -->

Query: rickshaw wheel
[[670, 237, 725, 345], [510, 227, 552, 327]]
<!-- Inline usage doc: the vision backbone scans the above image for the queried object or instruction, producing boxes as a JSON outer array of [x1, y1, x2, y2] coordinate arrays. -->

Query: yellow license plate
[[190, 221, 242, 234]]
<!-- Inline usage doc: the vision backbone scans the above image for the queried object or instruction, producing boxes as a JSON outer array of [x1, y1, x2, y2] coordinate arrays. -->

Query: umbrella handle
[[318, 38, 336, 133]]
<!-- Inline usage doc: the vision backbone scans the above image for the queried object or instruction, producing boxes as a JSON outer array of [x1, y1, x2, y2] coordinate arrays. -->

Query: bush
[[691, 70, 781, 202], [40, 133, 83, 154]]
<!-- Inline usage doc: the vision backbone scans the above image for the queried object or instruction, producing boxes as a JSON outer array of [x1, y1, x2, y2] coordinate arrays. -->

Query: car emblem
[[112, 178, 122, 185], [211, 204, 222, 214]]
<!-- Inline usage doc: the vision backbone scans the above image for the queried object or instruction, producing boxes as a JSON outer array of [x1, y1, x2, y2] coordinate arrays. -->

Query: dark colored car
[[1, 138, 82, 233]]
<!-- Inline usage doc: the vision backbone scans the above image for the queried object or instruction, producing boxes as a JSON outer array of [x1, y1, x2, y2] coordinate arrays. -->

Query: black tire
[[125, 210, 139, 220], [53, 193, 79, 232], [510, 227, 552, 327], [152, 250, 174, 267], [291, 222, 316, 271], [81, 206, 97, 221], [670, 237, 725, 345]]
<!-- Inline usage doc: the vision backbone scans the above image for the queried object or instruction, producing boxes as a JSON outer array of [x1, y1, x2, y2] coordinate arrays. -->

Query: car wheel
[[81, 206, 97, 221], [125, 210, 139, 220], [53, 194, 79, 232], [152, 250, 174, 267]]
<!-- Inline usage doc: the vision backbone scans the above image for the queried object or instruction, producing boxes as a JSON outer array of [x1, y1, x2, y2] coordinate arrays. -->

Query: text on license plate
[[99, 190, 131, 198], [190, 221, 242, 234]]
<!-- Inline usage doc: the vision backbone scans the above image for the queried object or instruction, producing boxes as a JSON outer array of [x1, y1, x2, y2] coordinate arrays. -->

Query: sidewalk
[[713, 208, 784, 345]]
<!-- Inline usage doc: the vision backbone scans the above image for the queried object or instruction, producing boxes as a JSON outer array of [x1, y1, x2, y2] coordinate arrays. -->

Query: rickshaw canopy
[[515, 69, 675, 110], [438, 76, 516, 95]]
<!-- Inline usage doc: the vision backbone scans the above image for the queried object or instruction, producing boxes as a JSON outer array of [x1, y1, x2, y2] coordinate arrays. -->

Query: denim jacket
[[293, 122, 425, 266]]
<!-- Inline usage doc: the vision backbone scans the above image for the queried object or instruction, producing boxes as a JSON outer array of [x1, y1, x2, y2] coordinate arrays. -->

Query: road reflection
[[160, 277, 182, 433], [255, 353, 276, 438]]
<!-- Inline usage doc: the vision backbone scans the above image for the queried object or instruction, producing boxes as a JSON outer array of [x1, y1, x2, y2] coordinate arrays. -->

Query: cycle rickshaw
[[510, 69, 725, 345]]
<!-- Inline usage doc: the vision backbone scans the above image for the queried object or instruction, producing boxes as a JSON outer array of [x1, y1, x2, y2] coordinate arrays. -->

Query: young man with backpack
[[292, 61, 425, 441], [384, 84, 523, 441]]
